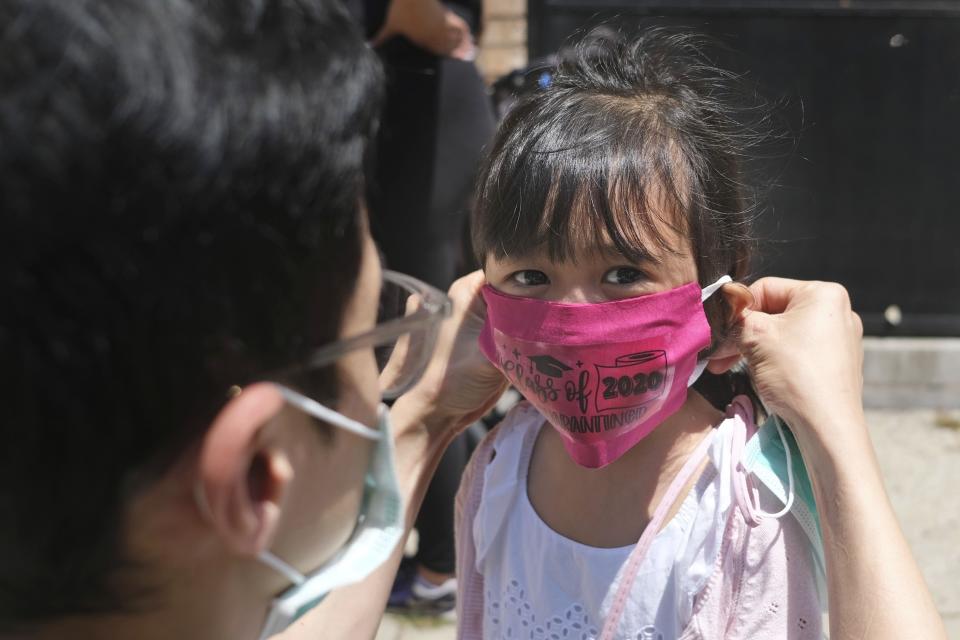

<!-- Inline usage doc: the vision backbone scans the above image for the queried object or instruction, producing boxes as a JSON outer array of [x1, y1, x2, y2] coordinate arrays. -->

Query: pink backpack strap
[[727, 396, 766, 527], [598, 428, 716, 640], [455, 426, 497, 638], [728, 395, 800, 528], [455, 404, 543, 639]]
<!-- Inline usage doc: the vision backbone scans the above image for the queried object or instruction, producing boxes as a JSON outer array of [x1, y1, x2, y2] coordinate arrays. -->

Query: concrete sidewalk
[[377, 409, 960, 639], [868, 410, 960, 638]]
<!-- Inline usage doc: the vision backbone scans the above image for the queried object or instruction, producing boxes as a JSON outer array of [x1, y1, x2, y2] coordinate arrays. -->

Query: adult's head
[[0, 0, 391, 636]]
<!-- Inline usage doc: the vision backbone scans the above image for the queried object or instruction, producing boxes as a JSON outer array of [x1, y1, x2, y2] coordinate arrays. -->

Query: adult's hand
[[396, 270, 508, 442], [735, 277, 866, 458], [370, 0, 476, 60]]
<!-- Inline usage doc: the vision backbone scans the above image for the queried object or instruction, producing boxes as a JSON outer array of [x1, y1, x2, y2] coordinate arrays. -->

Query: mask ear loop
[[688, 275, 735, 386], [260, 551, 308, 586], [747, 399, 796, 520], [254, 386, 384, 586], [192, 480, 310, 586], [760, 414, 796, 519], [275, 385, 382, 441], [701, 274, 733, 302]]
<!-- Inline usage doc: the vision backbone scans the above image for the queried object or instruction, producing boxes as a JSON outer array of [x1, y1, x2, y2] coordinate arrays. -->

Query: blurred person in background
[[361, 0, 492, 288], [346, 0, 498, 613]]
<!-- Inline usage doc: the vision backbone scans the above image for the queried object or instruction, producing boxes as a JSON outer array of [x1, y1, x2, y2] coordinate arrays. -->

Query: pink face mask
[[479, 275, 731, 468]]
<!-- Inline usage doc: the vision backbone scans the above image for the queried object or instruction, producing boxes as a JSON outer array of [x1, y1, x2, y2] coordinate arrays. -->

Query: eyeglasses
[[278, 270, 452, 400]]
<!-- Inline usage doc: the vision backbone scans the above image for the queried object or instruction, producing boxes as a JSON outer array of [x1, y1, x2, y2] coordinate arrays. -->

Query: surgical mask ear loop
[[192, 479, 313, 586], [194, 385, 382, 532], [764, 416, 796, 518], [259, 551, 308, 586], [754, 397, 796, 520], [276, 385, 382, 441], [259, 384, 387, 576]]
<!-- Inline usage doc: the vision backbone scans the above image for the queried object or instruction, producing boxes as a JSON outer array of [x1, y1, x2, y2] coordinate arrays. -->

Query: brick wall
[[476, 0, 527, 84]]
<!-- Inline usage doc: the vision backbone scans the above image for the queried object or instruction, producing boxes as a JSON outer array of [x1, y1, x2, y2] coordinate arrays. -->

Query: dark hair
[[0, 0, 381, 627], [472, 28, 776, 405]]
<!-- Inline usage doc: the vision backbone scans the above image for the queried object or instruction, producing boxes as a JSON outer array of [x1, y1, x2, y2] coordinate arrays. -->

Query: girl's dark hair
[[473, 27, 777, 409]]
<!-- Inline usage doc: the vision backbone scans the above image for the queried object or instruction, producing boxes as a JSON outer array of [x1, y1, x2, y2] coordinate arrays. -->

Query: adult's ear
[[195, 383, 293, 556], [706, 282, 755, 374]]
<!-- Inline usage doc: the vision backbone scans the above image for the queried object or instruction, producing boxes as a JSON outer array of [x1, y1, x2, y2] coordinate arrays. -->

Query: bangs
[[473, 92, 693, 265]]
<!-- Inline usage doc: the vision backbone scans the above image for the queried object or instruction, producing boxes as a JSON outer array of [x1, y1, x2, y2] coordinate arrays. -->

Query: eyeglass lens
[[374, 279, 441, 399]]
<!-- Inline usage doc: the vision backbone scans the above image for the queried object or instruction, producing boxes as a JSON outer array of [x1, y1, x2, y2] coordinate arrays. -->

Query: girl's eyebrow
[[592, 241, 657, 265]]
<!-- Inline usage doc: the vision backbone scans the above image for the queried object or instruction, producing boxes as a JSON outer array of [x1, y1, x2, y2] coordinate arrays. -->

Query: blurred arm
[[370, 0, 474, 60]]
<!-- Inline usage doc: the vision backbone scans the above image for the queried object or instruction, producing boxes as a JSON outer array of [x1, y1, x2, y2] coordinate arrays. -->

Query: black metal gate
[[525, 0, 960, 335]]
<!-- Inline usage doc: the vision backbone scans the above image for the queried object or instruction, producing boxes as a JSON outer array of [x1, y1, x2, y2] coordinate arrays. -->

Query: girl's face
[[484, 221, 698, 303]]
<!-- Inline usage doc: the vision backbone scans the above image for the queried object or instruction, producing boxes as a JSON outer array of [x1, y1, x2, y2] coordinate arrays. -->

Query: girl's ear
[[194, 383, 294, 556], [706, 282, 755, 374]]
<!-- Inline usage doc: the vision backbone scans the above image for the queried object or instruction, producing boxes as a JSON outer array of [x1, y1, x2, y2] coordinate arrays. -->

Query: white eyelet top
[[473, 405, 741, 640]]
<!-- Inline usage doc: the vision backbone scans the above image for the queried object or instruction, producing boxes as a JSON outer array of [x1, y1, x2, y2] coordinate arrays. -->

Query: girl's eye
[[511, 270, 549, 287], [603, 267, 646, 285]]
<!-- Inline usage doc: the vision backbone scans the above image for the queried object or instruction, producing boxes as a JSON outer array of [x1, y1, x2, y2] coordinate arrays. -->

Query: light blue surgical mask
[[255, 385, 405, 640], [743, 414, 827, 599]]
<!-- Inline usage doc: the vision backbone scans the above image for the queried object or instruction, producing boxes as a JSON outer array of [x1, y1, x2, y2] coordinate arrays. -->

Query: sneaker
[[388, 570, 457, 615], [410, 574, 457, 613]]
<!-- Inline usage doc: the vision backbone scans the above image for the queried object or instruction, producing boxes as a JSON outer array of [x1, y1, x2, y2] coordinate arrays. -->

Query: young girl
[[456, 30, 825, 639]]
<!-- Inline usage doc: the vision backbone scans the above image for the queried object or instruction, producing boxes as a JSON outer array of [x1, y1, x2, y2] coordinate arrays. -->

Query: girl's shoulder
[[457, 400, 541, 505], [454, 400, 546, 625], [493, 399, 543, 434], [472, 400, 543, 464]]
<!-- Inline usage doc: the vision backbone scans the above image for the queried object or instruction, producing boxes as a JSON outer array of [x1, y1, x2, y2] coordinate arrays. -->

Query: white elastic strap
[[276, 385, 382, 441], [259, 550, 307, 586], [688, 275, 734, 386], [687, 359, 709, 386], [701, 274, 733, 302], [763, 417, 796, 519]]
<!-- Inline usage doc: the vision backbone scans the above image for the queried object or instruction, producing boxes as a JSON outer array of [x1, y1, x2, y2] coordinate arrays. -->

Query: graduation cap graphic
[[527, 354, 573, 378]]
